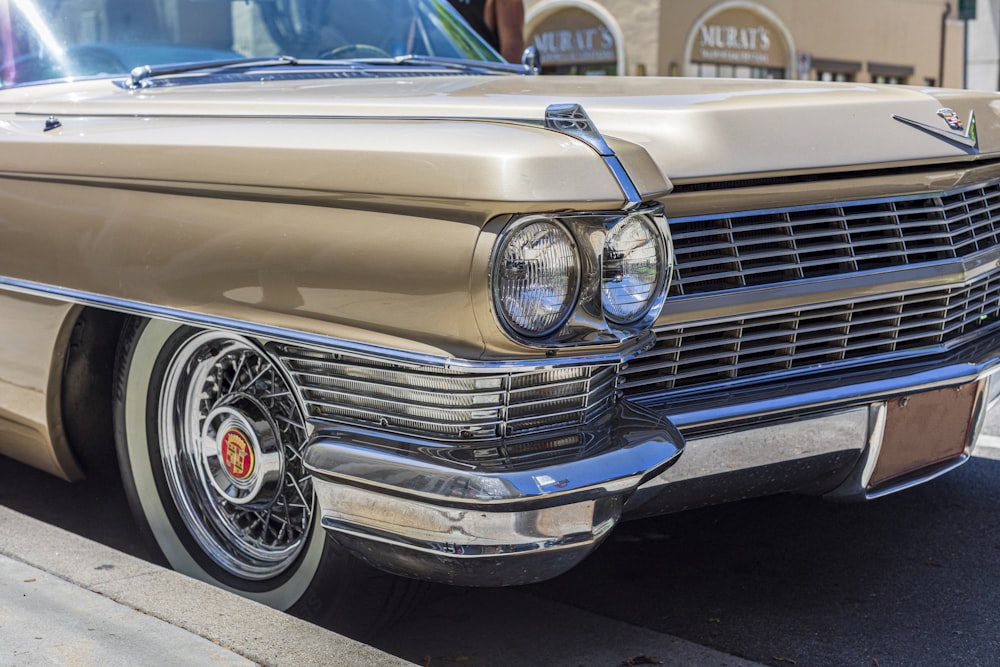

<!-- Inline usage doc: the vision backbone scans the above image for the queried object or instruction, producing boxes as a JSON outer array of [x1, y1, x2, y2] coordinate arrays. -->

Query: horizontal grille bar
[[270, 345, 618, 441], [668, 180, 1000, 296], [623, 274, 1000, 395]]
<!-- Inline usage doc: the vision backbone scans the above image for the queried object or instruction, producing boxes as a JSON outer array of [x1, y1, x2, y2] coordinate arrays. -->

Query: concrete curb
[[0, 506, 409, 666]]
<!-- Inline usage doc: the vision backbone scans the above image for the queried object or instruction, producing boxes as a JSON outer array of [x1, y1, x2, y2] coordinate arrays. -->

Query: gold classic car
[[3, 0, 1000, 634]]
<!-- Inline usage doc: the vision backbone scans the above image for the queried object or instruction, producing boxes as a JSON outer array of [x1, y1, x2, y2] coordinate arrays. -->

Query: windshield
[[0, 0, 503, 87]]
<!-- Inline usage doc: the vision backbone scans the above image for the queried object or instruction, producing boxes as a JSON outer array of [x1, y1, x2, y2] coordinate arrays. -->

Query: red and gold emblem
[[937, 108, 964, 131], [221, 428, 255, 480]]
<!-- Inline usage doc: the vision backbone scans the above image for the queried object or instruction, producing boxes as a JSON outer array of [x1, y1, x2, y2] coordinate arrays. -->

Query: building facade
[[966, 0, 1000, 90], [523, 0, 999, 90]]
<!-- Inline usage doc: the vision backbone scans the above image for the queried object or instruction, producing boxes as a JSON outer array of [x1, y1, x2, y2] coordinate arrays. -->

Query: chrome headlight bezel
[[488, 206, 673, 347]]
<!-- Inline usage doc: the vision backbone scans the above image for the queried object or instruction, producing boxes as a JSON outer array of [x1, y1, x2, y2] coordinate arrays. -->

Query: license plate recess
[[869, 382, 981, 489]]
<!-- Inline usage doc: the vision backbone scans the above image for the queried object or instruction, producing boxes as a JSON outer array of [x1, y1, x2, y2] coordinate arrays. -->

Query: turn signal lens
[[494, 220, 579, 337], [602, 214, 665, 324]]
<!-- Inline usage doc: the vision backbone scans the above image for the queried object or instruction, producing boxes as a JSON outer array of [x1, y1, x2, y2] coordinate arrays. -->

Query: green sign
[[958, 0, 977, 20]]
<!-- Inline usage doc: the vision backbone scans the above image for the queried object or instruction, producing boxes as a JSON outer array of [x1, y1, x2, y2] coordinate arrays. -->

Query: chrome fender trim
[[0, 275, 654, 372]]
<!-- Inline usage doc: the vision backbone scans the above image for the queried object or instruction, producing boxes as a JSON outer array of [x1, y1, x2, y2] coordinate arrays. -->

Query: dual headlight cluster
[[491, 208, 673, 345]]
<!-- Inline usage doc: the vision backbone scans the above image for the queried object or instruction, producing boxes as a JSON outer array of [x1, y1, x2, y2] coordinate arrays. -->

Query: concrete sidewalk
[[0, 507, 409, 667]]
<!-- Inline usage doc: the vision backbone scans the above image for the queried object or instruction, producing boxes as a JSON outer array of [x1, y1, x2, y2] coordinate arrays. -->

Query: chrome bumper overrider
[[302, 400, 683, 586]]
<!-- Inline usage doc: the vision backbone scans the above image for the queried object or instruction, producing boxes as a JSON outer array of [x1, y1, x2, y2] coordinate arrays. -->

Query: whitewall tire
[[113, 317, 419, 635]]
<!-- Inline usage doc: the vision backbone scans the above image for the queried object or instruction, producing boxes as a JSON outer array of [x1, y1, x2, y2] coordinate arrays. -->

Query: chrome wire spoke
[[226, 351, 248, 394], [238, 364, 270, 394]]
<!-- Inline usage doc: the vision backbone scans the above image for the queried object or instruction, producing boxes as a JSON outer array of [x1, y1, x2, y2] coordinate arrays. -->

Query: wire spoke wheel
[[158, 331, 311, 579], [114, 318, 425, 636]]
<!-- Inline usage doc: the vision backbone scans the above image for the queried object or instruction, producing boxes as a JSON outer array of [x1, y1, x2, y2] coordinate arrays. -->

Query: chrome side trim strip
[[0, 275, 653, 372]]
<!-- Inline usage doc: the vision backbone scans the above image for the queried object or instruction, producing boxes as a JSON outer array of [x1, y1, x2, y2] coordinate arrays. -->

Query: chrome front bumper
[[302, 333, 1000, 586], [302, 400, 683, 586]]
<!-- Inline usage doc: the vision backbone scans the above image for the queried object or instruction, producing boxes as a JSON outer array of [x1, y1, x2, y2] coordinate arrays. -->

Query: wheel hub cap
[[201, 396, 284, 507]]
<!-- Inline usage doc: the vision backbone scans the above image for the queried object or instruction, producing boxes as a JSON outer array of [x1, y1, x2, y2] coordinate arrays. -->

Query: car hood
[[4, 74, 999, 182]]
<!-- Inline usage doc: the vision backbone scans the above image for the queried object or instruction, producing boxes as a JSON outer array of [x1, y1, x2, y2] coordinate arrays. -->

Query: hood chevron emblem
[[892, 108, 979, 153]]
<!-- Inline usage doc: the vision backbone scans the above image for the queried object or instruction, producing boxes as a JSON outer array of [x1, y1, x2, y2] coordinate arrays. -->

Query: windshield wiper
[[125, 55, 302, 89], [389, 55, 530, 75], [123, 53, 531, 89]]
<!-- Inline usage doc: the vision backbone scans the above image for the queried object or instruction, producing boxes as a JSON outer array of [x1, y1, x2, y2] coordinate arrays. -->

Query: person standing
[[448, 0, 525, 63]]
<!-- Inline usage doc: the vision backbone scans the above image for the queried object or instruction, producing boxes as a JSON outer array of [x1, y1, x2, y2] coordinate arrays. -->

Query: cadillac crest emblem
[[936, 108, 964, 131], [222, 428, 255, 481]]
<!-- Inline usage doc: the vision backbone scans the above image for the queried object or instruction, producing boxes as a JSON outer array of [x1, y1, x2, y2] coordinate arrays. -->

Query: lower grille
[[623, 272, 1000, 395], [270, 344, 618, 441]]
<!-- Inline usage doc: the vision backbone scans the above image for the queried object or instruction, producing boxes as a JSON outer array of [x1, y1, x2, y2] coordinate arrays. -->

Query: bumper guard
[[302, 400, 683, 586]]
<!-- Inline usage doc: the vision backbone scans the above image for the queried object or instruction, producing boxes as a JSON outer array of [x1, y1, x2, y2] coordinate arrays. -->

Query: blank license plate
[[869, 382, 981, 489]]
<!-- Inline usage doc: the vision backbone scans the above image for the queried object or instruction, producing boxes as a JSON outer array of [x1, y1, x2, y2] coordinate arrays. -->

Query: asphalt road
[[3, 419, 1000, 666]]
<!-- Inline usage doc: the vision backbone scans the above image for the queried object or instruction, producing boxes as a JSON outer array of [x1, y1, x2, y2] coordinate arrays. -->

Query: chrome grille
[[669, 180, 1000, 296], [623, 274, 1000, 394], [270, 344, 618, 440]]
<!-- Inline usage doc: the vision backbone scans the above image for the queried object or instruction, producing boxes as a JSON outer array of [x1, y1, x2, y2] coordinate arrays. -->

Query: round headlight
[[602, 214, 665, 324], [493, 220, 580, 337]]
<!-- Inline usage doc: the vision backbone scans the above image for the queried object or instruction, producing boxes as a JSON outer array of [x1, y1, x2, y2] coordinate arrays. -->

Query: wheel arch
[[58, 305, 129, 478], [55, 308, 425, 634]]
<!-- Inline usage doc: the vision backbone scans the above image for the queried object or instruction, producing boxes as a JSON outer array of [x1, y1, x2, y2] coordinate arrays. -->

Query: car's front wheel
[[113, 317, 416, 636]]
